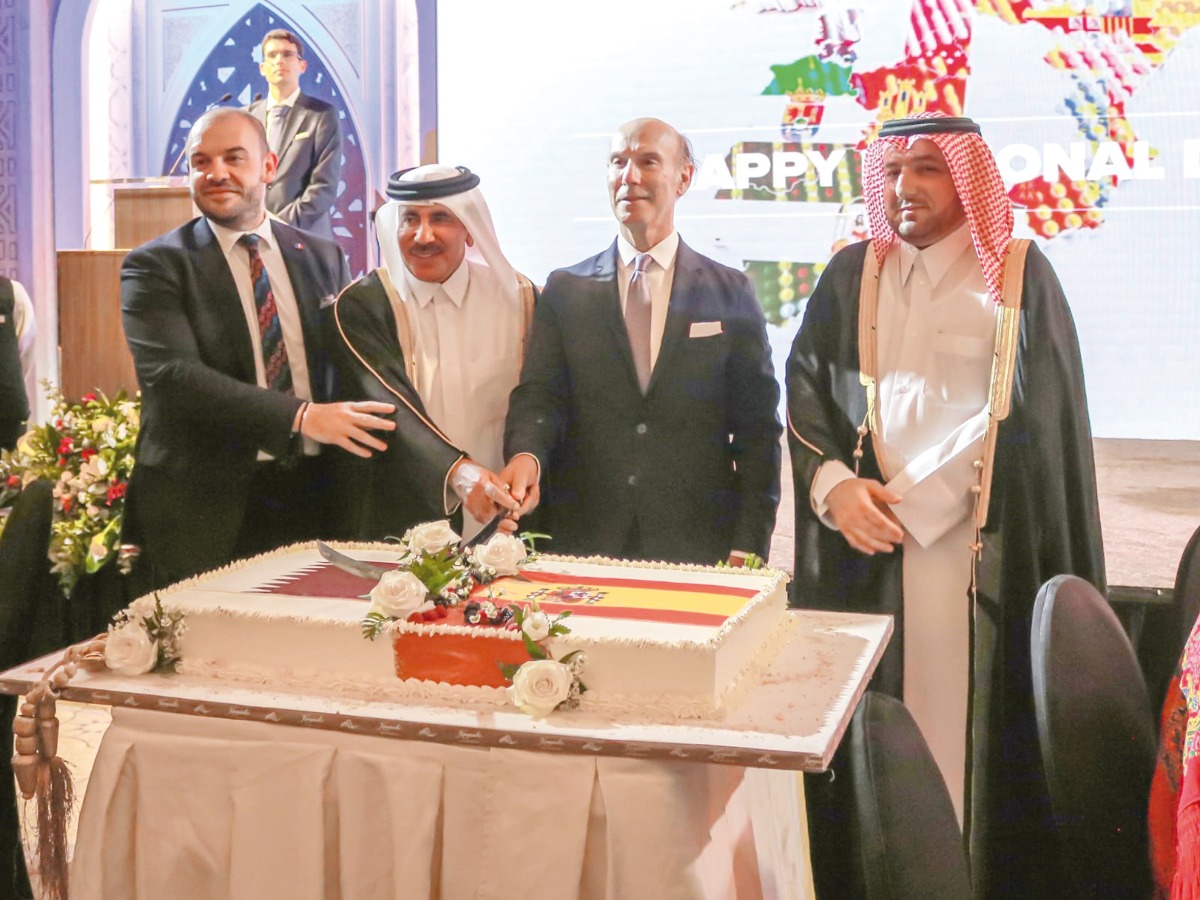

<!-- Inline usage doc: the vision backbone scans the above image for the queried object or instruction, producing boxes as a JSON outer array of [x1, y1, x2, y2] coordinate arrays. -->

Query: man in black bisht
[[787, 112, 1104, 897]]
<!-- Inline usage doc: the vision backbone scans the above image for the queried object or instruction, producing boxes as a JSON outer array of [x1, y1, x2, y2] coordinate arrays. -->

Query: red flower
[[105, 482, 127, 506], [80, 446, 97, 461], [82, 393, 97, 403], [58, 437, 73, 456], [61, 496, 73, 513], [5, 475, 19, 489]]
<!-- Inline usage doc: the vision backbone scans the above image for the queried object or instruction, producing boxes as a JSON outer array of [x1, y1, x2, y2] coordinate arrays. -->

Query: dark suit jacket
[[0, 279, 28, 451], [120, 217, 349, 585], [246, 93, 342, 239], [504, 239, 782, 565]]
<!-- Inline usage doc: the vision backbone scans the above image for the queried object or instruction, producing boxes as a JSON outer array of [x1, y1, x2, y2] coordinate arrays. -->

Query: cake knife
[[315, 541, 388, 580]]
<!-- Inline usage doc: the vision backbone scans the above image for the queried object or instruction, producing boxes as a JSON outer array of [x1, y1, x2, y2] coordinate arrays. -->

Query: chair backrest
[[843, 691, 973, 900], [1031, 574, 1157, 899], [1176, 525, 1200, 662]]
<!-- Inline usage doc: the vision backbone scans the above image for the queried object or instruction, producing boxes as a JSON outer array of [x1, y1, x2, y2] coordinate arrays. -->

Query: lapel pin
[[294, 242, 305, 250]]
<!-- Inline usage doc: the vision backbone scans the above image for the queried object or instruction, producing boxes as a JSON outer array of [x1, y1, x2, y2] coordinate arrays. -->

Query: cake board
[[0, 609, 891, 772]]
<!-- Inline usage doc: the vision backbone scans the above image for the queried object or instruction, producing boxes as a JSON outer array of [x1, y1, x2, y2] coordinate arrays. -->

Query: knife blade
[[457, 515, 503, 554], [316, 541, 390, 580]]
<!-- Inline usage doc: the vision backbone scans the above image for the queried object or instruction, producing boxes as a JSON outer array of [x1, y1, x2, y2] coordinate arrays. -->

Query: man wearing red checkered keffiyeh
[[788, 113, 1105, 899]]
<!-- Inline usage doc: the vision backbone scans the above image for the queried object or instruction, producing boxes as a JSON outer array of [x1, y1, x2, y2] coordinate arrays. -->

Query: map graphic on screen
[[439, 0, 1200, 439]]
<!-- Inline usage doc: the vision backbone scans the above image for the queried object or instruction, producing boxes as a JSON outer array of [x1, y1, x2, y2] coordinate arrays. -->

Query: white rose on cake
[[521, 609, 551, 642], [472, 533, 527, 576], [369, 570, 434, 620], [404, 520, 460, 555], [125, 595, 159, 623], [105, 622, 159, 676], [508, 659, 573, 718]]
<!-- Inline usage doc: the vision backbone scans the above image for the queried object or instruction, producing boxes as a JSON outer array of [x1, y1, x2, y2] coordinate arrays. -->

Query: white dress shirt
[[208, 216, 315, 456], [11, 279, 35, 384], [616, 232, 679, 369], [266, 86, 301, 113]]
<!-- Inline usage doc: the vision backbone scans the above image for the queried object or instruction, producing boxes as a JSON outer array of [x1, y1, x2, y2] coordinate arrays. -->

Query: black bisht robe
[[787, 239, 1105, 899], [327, 272, 466, 540]]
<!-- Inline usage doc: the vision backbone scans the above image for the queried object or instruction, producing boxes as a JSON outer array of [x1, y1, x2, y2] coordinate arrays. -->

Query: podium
[[56, 251, 138, 400], [111, 180, 195, 249], [55, 179, 194, 400]]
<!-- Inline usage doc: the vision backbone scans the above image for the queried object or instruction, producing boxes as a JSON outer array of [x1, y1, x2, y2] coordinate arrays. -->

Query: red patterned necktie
[[239, 233, 292, 394], [624, 253, 653, 392]]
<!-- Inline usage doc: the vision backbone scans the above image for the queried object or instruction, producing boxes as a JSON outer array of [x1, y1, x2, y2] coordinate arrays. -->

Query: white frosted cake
[[155, 543, 793, 719]]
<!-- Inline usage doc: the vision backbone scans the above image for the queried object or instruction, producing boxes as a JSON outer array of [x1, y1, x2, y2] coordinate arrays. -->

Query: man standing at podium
[[246, 29, 342, 239], [120, 107, 394, 591]]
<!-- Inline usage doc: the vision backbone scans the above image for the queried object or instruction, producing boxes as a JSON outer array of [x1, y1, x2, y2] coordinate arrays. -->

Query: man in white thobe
[[332, 165, 531, 540], [788, 113, 1105, 898]]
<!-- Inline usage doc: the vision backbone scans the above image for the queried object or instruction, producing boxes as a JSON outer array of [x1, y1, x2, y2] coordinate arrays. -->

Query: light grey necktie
[[268, 105, 290, 156], [624, 253, 653, 392]]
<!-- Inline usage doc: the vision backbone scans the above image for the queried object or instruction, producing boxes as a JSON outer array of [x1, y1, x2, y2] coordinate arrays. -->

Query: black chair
[[1031, 574, 1157, 899], [0, 479, 55, 900], [1174, 524, 1200, 661], [839, 691, 973, 900], [1123, 523, 1200, 711]]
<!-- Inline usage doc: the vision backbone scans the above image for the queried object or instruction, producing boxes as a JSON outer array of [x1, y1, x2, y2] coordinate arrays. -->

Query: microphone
[[166, 93, 234, 176]]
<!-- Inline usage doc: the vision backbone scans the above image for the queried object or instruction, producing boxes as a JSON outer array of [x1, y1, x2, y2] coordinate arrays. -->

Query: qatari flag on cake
[[256, 563, 757, 627]]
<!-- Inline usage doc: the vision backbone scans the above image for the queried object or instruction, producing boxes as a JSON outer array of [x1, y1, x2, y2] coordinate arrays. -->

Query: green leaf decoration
[[361, 612, 390, 641]]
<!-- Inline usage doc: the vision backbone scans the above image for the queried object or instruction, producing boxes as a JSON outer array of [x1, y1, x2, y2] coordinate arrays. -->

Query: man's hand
[[301, 401, 396, 458], [449, 459, 520, 527], [500, 455, 541, 518], [825, 478, 905, 555]]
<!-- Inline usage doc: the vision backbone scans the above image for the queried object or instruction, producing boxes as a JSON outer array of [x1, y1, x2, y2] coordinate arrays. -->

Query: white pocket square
[[319, 294, 338, 309], [689, 321, 723, 338], [294, 130, 311, 140]]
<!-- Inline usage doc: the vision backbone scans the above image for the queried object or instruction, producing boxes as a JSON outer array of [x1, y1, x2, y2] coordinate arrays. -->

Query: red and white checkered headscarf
[[862, 112, 1013, 305]]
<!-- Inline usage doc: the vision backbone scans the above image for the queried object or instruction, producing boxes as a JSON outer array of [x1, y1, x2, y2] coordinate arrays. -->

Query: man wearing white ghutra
[[332, 165, 535, 541]]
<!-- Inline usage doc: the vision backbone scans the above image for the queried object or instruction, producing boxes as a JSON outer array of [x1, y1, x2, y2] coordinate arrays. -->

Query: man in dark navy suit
[[120, 107, 393, 589], [502, 118, 782, 565], [246, 29, 342, 239]]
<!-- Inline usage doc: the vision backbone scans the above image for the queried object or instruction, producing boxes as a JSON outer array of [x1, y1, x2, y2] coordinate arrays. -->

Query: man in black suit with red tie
[[120, 107, 394, 590], [502, 118, 782, 565]]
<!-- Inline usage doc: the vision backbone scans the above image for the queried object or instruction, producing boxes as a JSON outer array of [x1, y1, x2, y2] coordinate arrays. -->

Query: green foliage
[[361, 611, 390, 641]]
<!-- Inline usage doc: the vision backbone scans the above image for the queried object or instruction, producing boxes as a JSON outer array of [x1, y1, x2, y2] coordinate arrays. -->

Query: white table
[[3, 610, 890, 899]]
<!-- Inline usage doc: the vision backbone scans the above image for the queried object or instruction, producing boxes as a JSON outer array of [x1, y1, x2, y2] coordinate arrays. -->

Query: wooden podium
[[112, 182, 195, 249], [56, 179, 193, 400], [56, 251, 139, 400]]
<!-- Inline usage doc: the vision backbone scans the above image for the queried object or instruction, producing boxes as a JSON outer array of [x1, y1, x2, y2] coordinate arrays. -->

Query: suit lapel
[[594, 242, 640, 391], [193, 219, 257, 382], [647, 239, 697, 395]]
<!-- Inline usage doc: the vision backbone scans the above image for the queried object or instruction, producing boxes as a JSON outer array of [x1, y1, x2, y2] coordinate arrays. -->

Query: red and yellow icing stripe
[[474, 571, 756, 628]]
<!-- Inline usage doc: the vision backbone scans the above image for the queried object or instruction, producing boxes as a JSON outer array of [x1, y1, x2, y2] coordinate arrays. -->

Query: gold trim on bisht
[[854, 242, 887, 479]]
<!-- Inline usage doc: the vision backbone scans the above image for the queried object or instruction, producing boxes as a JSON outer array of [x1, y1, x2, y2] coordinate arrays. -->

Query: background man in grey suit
[[245, 29, 342, 239], [121, 108, 393, 590], [502, 118, 781, 565]]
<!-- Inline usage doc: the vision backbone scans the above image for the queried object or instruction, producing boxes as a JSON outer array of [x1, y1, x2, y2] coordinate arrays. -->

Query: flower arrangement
[[360, 520, 534, 637], [359, 520, 584, 717], [501, 601, 586, 718], [0, 386, 139, 594], [104, 594, 187, 676]]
